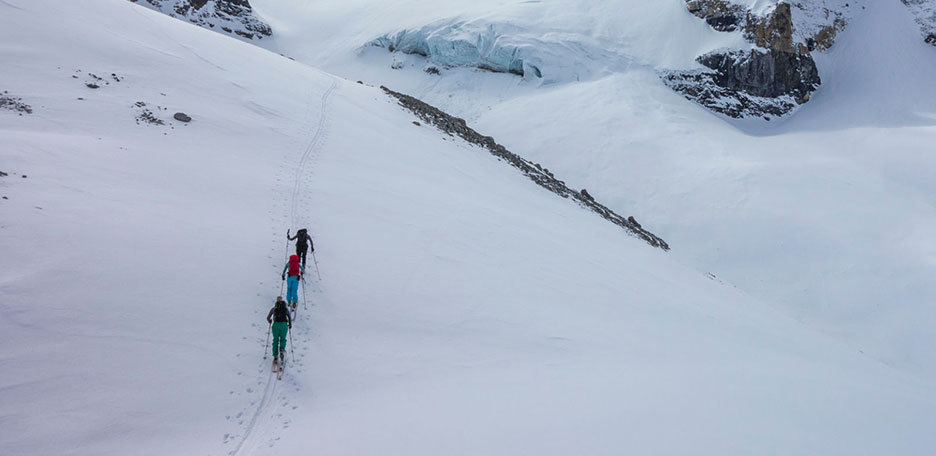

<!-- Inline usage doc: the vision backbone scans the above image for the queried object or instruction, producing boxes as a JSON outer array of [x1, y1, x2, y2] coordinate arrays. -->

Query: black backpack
[[273, 301, 289, 322], [296, 229, 308, 245]]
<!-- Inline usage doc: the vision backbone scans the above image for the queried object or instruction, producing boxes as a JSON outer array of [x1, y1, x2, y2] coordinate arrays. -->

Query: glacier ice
[[367, 19, 627, 85]]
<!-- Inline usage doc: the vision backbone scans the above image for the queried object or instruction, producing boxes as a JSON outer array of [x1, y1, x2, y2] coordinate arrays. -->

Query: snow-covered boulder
[[128, 0, 271, 40]]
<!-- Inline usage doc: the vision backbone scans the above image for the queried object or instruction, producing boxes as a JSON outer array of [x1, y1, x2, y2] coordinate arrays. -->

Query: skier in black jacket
[[288, 228, 315, 268], [266, 297, 292, 364]]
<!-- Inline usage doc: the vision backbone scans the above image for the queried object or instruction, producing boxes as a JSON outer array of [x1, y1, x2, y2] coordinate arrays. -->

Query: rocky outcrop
[[902, 0, 936, 47], [694, 48, 819, 102], [662, 48, 818, 119], [666, 1, 850, 119], [129, 0, 271, 40], [382, 86, 670, 251], [687, 1, 850, 52]]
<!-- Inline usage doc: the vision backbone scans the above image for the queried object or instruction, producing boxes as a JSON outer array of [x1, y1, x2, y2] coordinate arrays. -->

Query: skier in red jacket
[[281, 254, 304, 309]]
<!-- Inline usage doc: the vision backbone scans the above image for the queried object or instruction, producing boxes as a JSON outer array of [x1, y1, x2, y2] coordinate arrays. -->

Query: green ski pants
[[271, 321, 289, 357]]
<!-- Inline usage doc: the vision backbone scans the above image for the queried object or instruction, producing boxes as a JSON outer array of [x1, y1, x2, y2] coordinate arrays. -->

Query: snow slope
[[250, 0, 936, 380], [2, 0, 936, 455]]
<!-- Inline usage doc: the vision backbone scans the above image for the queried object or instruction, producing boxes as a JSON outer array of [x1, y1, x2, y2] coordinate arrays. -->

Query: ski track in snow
[[0, 0, 24, 10], [229, 80, 337, 456]]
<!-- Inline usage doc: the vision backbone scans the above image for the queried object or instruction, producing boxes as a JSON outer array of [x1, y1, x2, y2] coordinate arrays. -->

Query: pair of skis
[[273, 355, 286, 380]]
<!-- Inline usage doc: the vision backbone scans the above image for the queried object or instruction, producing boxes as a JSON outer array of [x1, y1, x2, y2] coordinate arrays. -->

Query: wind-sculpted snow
[[367, 19, 625, 84], [903, 0, 936, 46]]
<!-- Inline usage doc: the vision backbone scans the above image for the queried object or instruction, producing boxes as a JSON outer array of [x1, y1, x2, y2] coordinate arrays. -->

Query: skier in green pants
[[266, 297, 292, 365]]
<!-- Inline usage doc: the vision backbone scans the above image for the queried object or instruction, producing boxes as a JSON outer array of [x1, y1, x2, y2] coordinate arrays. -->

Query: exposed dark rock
[[0, 92, 33, 114], [662, 48, 817, 119], [686, 0, 746, 32], [669, 1, 828, 118], [86, 83, 100, 89], [173, 112, 192, 122], [129, 0, 271, 40], [134, 101, 165, 125], [382, 86, 670, 251], [0, 171, 7, 177], [697, 49, 819, 103], [902, 0, 936, 47]]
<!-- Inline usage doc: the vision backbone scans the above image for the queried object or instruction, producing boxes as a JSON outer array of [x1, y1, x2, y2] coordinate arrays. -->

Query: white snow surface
[[1, 0, 936, 455], [251, 0, 936, 380]]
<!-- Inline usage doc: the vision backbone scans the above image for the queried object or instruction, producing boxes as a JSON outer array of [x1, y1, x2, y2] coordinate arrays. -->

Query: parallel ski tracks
[[230, 79, 337, 456], [291, 80, 338, 228]]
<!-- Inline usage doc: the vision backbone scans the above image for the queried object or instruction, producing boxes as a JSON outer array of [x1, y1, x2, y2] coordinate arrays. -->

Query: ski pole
[[280, 230, 290, 295], [311, 250, 321, 280], [288, 323, 295, 363], [263, 320, 272, 359], [301, 274, 308, 311]]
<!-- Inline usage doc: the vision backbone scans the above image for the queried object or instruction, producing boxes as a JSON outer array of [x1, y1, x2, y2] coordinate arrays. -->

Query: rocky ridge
[[664, 0, 856, 119], [381, 86, 670, 251], [128, 0, 271, 40], [903, 0, 936, 46]]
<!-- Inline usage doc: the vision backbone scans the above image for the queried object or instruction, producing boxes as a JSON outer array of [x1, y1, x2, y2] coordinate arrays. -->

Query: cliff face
[[129, 0, 271, 40], [664, 1, 855, 119]]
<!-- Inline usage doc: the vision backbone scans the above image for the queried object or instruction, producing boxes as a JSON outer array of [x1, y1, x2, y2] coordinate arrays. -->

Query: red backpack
[[288, 255, 301, 276]]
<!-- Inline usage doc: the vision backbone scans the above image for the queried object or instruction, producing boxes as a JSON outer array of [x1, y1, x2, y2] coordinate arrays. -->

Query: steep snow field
[[2, 0, 936, 455], [251, 0, 936, 380]]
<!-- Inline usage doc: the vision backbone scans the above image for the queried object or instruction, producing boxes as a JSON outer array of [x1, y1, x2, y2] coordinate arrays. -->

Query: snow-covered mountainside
[[904, 0, 936, 45], [252, 0, 936, 382], [129, 0, 271, 40], [3, 0, 936, 454]]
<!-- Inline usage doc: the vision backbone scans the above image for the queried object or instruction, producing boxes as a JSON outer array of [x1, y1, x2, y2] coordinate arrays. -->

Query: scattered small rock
[[174, 112, 193, 123], [2, 196, 7, 200], [357, 80, 363, 84], [21, 175, 27, 179], [0, 171, 7, 177], [412, 121, 421, 126], [424, 66, 441, 75], [85, 83, 100, 89], [0, 92, 33, 114], [134, 101, 165, 126]]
